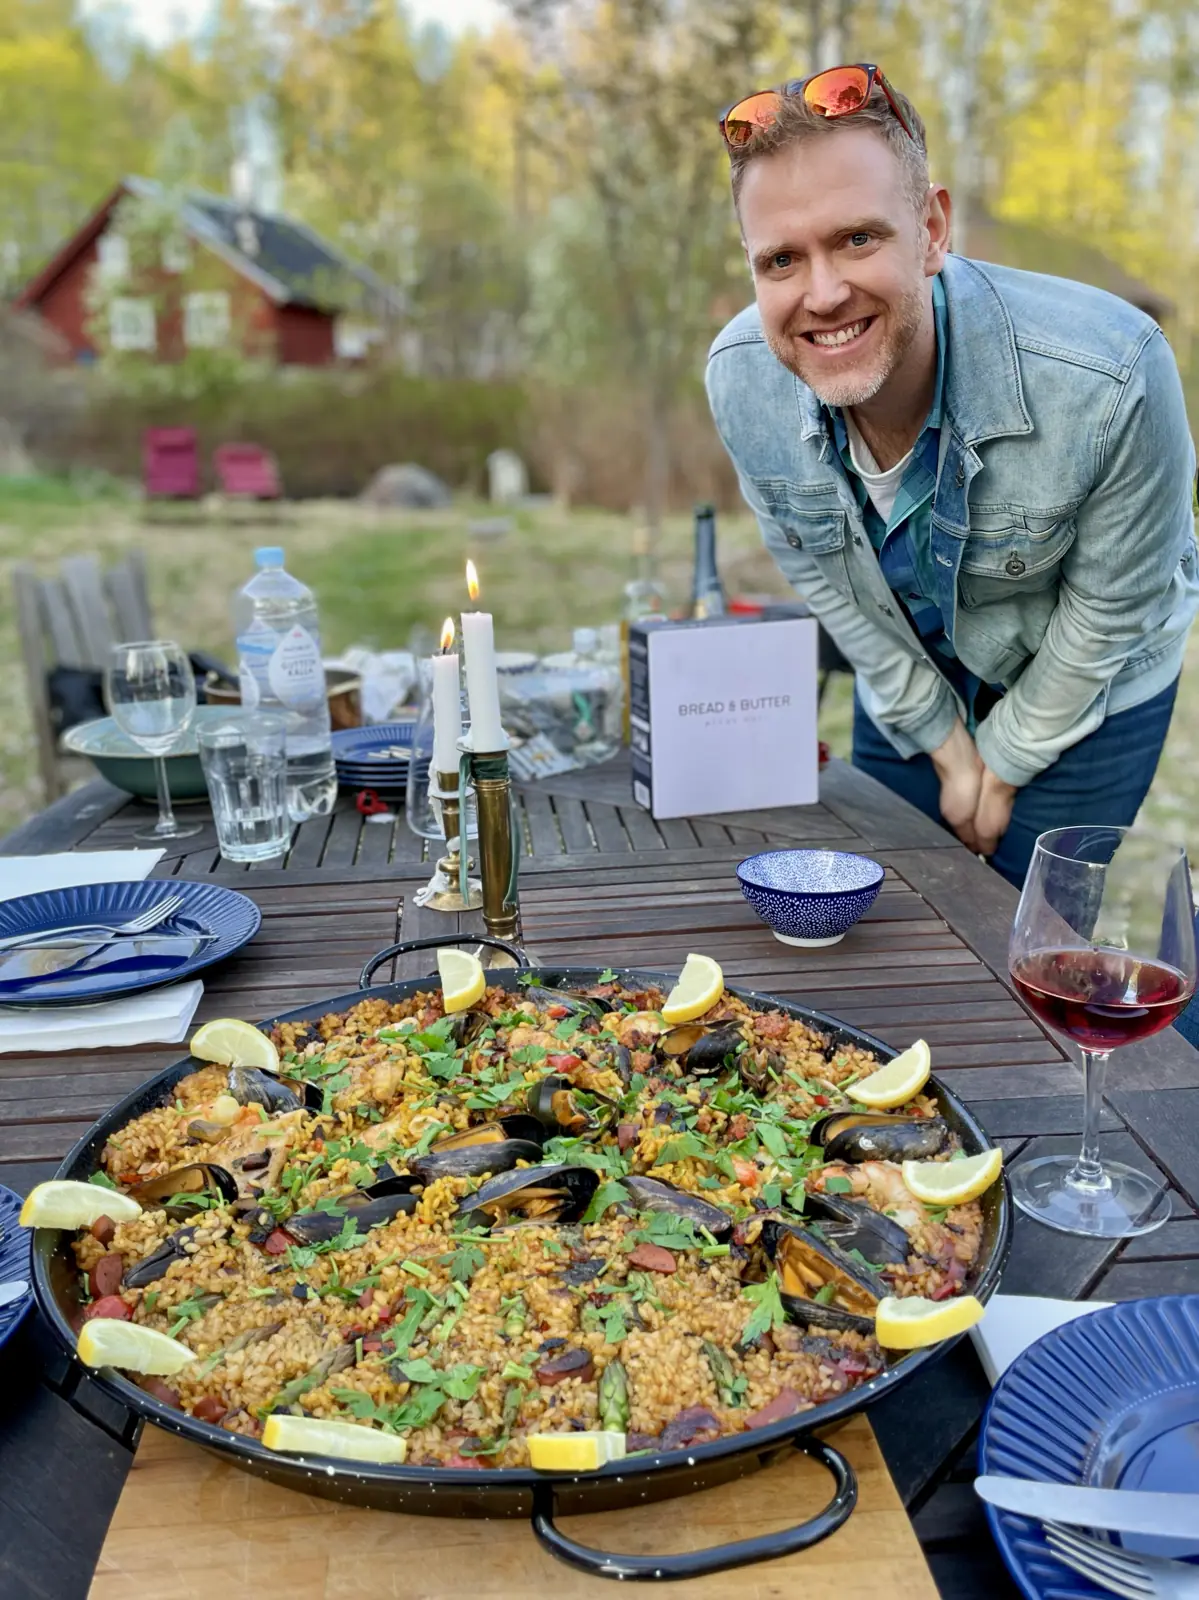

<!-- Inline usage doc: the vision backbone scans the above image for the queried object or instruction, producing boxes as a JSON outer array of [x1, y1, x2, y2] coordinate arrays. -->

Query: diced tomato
[[362, 1336, 384, 1354], [263, 1230, 292, 1255], [546, 1005, 569, 1019], [444, 1454, 487, 1469], [731, 1157, 760, 1189], [374, 1302, 393, 1323], [812, 1094, 829, 1106], [83, 1295, 131, 1322], [547, 1053, 583, 1072]]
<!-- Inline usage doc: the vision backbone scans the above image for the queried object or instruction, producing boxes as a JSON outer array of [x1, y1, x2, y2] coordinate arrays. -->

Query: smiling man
[[705, 67, 1199, 885]]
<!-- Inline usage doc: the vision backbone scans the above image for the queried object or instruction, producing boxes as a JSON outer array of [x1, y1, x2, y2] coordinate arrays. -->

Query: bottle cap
[[255, 546, 285, 567]]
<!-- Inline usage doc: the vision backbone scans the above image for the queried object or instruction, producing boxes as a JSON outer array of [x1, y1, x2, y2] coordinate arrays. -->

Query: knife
[[0, 1279, 29, 1311], [976, 1475, 1199, 1537]]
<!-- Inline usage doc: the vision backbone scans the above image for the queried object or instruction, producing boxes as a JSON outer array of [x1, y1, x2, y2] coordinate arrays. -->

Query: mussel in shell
[[526, 1076, 612, 1138], [621, 1175, 733, 1239], [227, 1064, 305, 1115], [804, 1190, 911, 1267], [122, 1226, 198, 1288], [284, 1191, 420, 1246], [519, 987, 607, 1021], [456, 1163, 599, 1227], [810, 1111, 948, 1164], [445, 1009, 489, 1048], [127, 1163, 239, 1218], [656, 1023, 744, 1075], [763, 1220, 883, 1335], [409, 1135, 544, 1183]]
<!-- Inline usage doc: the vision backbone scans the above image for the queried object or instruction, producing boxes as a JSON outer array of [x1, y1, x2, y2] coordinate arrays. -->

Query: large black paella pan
[[31, 936, 1010, 1581]]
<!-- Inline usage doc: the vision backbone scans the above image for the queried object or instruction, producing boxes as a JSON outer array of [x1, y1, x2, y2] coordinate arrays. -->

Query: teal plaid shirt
[[826, 275, 992, 725]]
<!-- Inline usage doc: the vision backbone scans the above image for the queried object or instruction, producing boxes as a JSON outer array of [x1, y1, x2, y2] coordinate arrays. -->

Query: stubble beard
[[763, 277, 926, 409]]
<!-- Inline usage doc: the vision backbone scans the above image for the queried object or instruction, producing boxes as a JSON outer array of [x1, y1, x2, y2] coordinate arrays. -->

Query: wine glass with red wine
[[1008, 825, 1195, 1238]]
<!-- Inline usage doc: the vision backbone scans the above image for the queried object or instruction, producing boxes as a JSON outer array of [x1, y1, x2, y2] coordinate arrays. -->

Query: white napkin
[[970, 1294, 1113, 1385], [0, 849, 165, 904], [0, 848, 203, 1053], [0, 980, 204, 1054]]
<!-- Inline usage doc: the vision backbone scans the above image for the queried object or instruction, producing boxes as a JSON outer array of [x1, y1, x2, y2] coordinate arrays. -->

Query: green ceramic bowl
[[62, 705, 238, 803]]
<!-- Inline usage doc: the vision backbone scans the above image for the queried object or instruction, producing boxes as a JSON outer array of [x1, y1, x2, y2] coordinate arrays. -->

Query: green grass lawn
[[1, 477, 1195, 866]]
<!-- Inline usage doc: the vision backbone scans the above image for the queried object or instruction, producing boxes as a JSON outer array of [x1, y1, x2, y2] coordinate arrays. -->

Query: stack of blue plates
[[332, 720, 415, 800]]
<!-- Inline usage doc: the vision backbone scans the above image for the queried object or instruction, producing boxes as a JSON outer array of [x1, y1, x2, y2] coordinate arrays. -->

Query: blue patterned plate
[[331, 722, 415, 764], [0, 880, 260, 1007], [737, 849, 884, 948], [0, 1185, 33, 1354], [979, 1295, 1199, 1598]]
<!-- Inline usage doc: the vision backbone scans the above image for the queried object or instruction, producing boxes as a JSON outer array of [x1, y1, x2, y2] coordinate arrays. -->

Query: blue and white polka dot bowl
[[736, 849, 885, 948]]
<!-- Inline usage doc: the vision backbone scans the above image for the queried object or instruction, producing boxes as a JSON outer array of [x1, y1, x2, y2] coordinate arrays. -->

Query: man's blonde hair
[[728, 78, 931, 217]]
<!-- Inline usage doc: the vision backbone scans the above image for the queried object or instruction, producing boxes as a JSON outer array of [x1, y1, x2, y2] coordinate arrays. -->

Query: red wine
[[1011, 949, 1192, 1051]]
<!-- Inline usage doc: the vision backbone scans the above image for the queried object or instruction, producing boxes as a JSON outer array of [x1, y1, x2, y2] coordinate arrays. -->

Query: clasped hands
[[931, 719, 1017, 858]]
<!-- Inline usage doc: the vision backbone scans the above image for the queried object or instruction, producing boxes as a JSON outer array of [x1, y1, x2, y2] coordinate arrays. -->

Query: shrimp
[[814, 1160, 928, 1234]]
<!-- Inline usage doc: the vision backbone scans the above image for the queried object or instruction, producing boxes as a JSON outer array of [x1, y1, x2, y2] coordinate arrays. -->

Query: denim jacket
[[705, 253, 1199, 786]]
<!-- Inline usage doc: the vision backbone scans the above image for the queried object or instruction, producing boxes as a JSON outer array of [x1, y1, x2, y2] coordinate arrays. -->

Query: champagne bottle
[[690, 504, 727, 619], [620, 525, 667, 743]]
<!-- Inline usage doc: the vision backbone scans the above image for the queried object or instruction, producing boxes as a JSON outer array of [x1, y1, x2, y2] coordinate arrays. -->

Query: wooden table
[[3, 756, 1198, 1600]]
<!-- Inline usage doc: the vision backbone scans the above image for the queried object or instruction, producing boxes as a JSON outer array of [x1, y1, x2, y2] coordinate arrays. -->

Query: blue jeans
[[851, 677, 1180, 889]]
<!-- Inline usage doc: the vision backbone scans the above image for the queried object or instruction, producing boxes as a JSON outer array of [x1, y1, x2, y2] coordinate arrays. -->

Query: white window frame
[[96, 232, 130, 284], [161, 233, 192, 274], [183, 290, 231, 350], [108, 296, 156, 352]]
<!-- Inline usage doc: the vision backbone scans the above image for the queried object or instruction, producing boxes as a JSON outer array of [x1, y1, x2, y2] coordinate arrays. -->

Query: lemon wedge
[[661, 954, 724, 1025], [851, 1040, 931, 1108], [77, 1319, 195, 1374], [20, 1179, 141, 1230], [528, 1432, 627, 1471], [437, 947, 486, 1014], [262, 1414, 409, 1463], [189, 1017, 280, 1074], [875, 1293, 985, 1350], [902, 1147, 1003, 1206]]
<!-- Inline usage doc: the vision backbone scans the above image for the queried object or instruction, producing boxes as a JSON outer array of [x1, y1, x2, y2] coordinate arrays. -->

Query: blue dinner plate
[[0, 881, 261, 1007], [979, 1295, 1199, 1598], [0, 1185, 33, 1353], [331, 722, 414, 764]]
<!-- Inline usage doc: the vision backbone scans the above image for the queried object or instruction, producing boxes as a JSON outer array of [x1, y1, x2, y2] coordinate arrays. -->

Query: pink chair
[[143, 427, 200, 499], [213, 443, 282, 500]]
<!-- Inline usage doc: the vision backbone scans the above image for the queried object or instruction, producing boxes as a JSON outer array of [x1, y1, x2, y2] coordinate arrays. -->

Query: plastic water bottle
[[233, 547, 337, 822]]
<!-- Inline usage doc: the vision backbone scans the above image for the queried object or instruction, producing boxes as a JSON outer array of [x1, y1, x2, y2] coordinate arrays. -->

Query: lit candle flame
[[465, 559, 480, 603], [440, 617, 456, 653]]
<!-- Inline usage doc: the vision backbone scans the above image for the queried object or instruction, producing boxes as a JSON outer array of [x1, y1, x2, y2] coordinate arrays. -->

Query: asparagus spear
[[598, 1358, 630, 1433]]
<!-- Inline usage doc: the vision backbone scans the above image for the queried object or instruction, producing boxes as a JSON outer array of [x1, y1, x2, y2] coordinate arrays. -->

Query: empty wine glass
[[105, 641, 202, 842], [1008, 825, 1196, 1238]]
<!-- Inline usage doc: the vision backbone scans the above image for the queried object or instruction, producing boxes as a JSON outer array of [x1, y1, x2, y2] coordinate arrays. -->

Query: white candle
[[461, 609, 505, 751], [431, 618, 462, 776]]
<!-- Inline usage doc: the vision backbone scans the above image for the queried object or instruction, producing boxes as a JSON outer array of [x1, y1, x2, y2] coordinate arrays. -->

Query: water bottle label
[[267, 625, 324, 709], [237, 663, 262, 710]]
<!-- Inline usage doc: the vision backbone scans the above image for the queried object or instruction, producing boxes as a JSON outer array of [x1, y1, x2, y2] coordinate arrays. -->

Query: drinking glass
[[197, 713, 290, 863], [1008, 825, 1196, 1238], [105, 641, 201, 842]]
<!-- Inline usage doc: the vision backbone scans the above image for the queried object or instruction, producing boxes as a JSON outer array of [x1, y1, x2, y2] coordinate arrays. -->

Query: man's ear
[[924, 184, 952, 273]]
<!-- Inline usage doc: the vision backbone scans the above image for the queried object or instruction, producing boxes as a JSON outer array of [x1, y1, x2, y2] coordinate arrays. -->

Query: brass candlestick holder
[[461, 739, 520, 940], [415, 770, 483, 912]]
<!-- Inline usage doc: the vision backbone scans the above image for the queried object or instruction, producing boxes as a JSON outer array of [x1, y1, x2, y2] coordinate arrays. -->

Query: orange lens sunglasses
[[718, 64, 916, 151]]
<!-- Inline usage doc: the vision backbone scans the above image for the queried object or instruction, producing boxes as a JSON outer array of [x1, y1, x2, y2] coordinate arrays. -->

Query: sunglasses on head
[[718, 64, 916, 152]]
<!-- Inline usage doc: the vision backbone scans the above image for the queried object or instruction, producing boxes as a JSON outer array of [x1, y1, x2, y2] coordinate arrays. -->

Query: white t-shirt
[[843, 411, 913, 526]]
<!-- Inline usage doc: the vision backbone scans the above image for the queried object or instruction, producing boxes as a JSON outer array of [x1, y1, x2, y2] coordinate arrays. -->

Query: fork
[[0, 893, 186, 953], [1046, 1523, 1199, 1599]]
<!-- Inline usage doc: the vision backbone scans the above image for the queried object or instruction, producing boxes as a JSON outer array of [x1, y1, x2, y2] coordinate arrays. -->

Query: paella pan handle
[[529, 1435, 856, 1581], [359, 935, 531, 988]]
